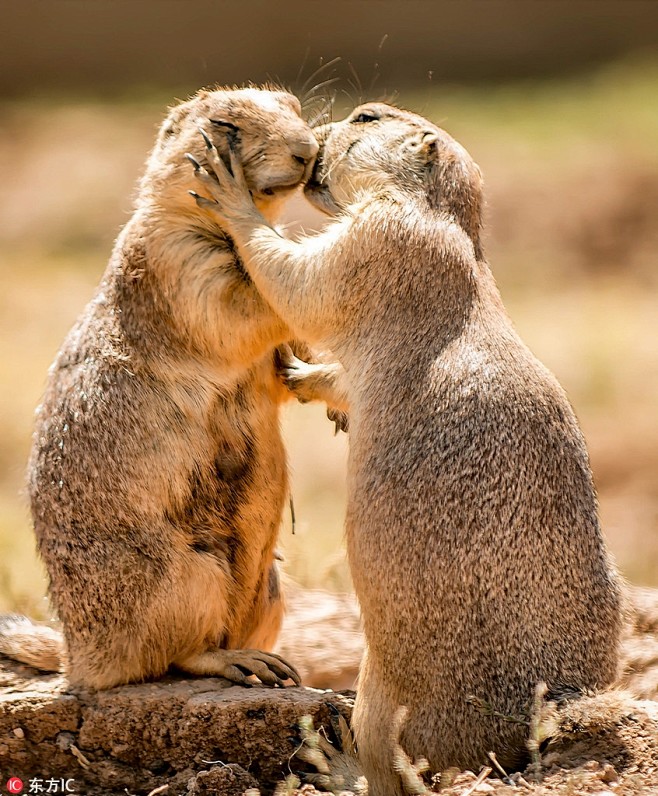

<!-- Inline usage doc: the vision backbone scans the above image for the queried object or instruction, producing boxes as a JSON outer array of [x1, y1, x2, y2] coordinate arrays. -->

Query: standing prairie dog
[[189, 103, 624, 792], [0, 86, 318, 690]]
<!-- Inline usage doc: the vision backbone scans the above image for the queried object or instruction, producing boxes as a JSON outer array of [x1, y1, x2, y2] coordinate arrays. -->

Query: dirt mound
[[287, 691, 658, 796]]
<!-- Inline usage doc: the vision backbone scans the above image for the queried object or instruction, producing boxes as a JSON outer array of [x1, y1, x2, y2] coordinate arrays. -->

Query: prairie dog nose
[[289, 137, 319, 165]]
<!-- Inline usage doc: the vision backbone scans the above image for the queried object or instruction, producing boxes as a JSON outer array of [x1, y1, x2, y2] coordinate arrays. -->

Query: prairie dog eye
[[352, 112, 379, 124], [209, 119, 240, 134]]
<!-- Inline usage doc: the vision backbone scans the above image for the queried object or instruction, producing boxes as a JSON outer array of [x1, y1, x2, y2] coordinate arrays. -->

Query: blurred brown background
[[0, 0, 657, 616]]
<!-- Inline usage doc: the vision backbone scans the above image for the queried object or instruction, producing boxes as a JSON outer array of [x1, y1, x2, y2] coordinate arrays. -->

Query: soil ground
[[1, 586, 657, 796]]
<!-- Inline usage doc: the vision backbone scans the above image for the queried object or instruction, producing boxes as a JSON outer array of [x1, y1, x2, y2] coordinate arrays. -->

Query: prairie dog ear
[[405, 129, 440, 162]]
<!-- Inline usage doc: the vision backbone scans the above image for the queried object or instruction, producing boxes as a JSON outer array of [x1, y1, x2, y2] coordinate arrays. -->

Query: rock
[[0, 657, 353, 796]]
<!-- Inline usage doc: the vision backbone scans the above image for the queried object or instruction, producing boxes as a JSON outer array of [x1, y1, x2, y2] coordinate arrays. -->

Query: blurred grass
[[1, 56, 657, 617]]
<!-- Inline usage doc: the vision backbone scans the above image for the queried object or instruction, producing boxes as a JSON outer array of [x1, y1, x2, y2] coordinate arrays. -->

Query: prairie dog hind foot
[[174, 647, 301, 687]]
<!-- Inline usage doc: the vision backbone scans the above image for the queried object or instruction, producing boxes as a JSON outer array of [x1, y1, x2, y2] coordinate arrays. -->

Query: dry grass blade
[[460, 766, 493, 796], [70, 743, 91, 769], [390, 706, 430, 795], [466, 695, 529, 726], [291, 713, 365, 794], [527, 681, 548, 781], [274, 774, 300, 796], [146, 787, 169, 796], [487, 751, 515, 786]]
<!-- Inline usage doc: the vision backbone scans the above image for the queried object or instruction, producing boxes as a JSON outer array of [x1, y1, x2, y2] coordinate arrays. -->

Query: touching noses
[[289, 136, 319, 166]]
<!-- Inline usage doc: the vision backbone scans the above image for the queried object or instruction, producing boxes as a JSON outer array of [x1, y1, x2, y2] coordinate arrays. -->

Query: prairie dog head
[[141, 86, 318, 221], [306, 102, 484, 253]]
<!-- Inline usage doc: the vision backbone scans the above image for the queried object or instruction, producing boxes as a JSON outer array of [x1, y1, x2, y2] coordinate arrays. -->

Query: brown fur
[[189, 102, 624, 793], [0, 86, 318, 690]]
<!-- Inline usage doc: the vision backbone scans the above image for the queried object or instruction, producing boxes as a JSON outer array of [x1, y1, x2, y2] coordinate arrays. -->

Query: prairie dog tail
[[0, 614, 63, 672]]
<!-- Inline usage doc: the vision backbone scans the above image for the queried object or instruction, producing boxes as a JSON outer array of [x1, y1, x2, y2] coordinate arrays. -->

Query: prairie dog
[[188, 102, 623, 793], [0, 86, 318, 690]]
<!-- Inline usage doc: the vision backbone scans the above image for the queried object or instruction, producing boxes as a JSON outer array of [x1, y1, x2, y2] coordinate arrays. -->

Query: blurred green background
[[1, 1, 657, 616]]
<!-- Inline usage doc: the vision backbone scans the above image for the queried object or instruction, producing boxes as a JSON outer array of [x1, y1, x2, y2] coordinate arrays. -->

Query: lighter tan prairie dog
[[188, 102, 623, 793], [0, 86, 318, 690]]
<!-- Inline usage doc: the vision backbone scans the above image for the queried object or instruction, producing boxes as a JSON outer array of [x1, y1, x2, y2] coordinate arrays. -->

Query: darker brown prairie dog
[[189, 103, 624, 793], [0, 86, 318, 690]]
